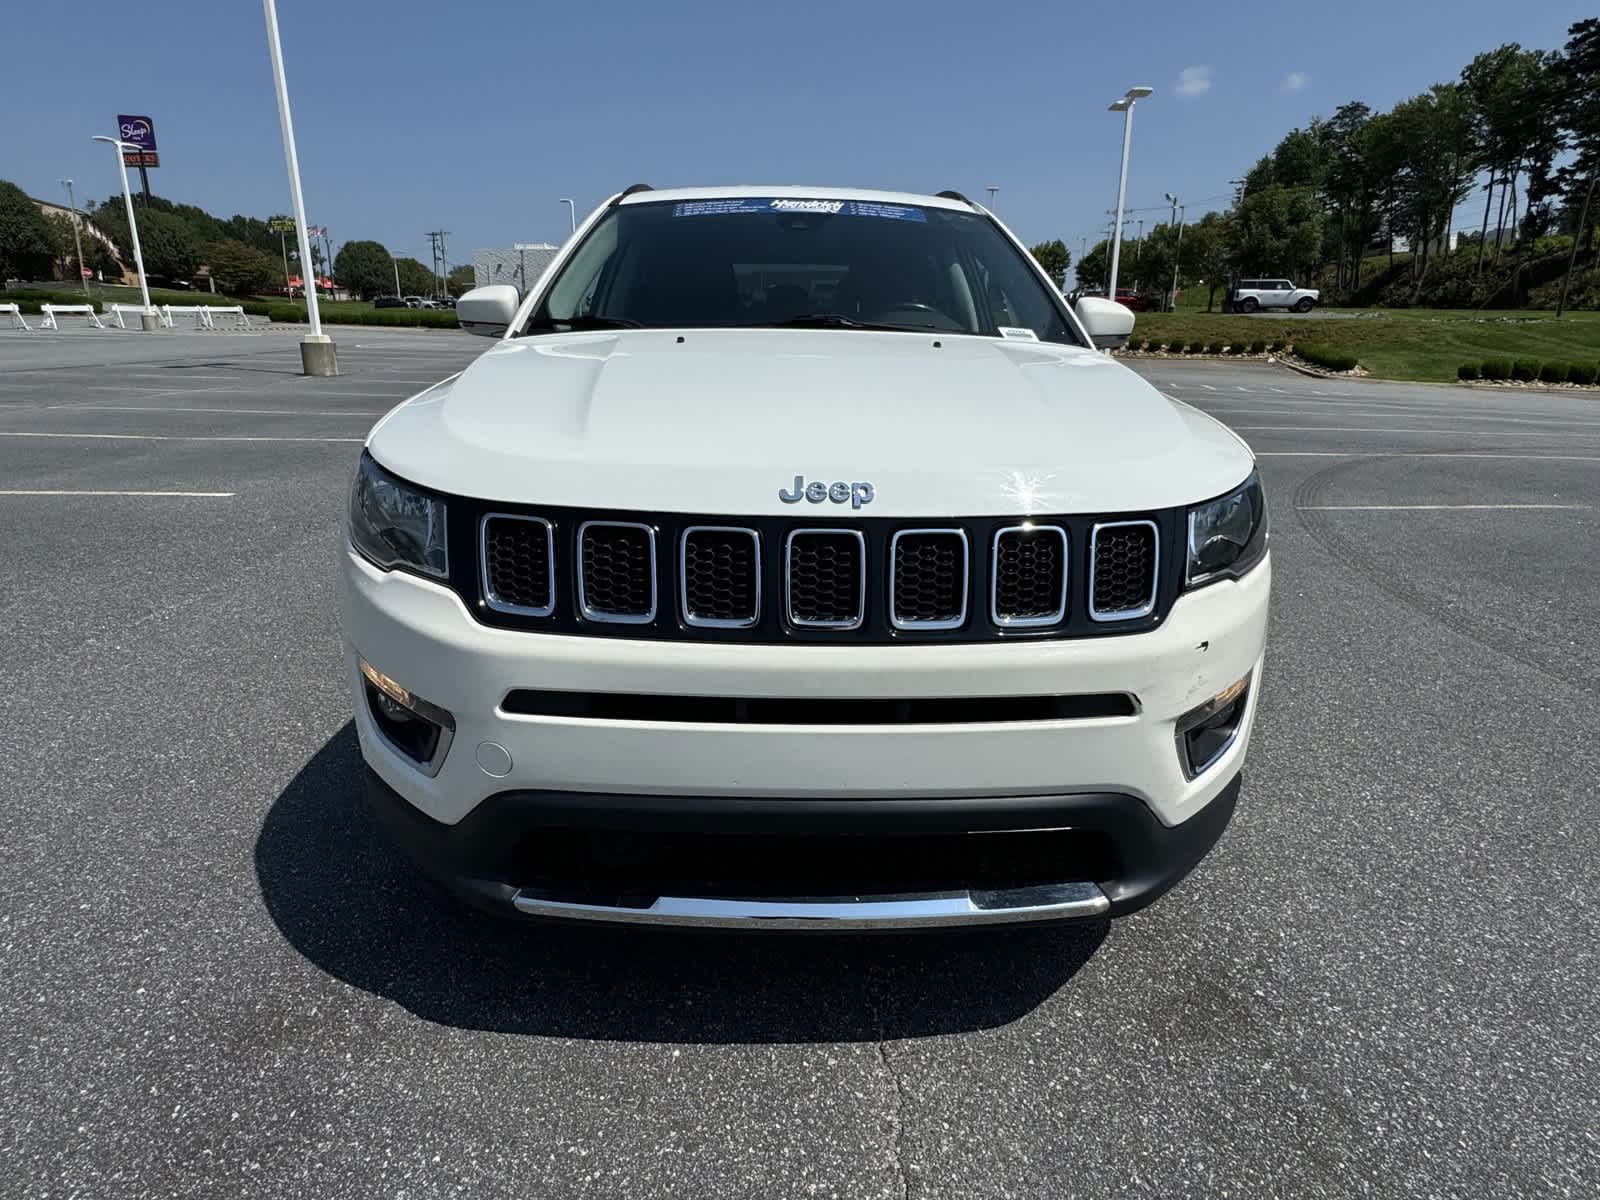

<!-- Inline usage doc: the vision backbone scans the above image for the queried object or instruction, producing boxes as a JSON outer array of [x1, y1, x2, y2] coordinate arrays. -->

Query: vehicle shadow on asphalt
[[254, 725, 1108, 1043]]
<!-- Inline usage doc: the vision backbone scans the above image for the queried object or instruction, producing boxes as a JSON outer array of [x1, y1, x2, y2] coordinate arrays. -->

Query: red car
[[1079, 288, 1156, 312]]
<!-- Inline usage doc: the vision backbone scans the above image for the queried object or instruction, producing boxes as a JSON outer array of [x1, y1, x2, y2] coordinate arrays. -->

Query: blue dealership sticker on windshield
[[672, 198, 927, 221]]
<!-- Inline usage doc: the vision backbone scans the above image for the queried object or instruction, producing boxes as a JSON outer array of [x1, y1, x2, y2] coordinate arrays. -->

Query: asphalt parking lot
[[2, 324, 1597, 1198]]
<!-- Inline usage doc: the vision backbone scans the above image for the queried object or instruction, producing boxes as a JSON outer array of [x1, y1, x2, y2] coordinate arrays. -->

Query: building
[[29, 193, 131, 284], [472, 243, 560, 294]]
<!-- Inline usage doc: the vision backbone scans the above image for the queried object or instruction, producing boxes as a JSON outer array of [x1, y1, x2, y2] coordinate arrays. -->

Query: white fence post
[[1, 303, 32, 331], [38, 304, 106, 331]]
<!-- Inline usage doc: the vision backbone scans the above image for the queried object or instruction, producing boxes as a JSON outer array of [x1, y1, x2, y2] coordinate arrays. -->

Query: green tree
[[1183, 212, 1235, 310], [334, 239, 396, 299], [135, 210, 203, 280], [1555, 19, 1600, 253], [206, 238, 279, 295], [395, 256, 436, 296], [1027, 239, 1071, 287], [1074, 240, 1109, 291], [1232, 184, 1325, 277], [446, 263, 476, 297], [43, 212, 84, 280], [0, 179, 55, 280]]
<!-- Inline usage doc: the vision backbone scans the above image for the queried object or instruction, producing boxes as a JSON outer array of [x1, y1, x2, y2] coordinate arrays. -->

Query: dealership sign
[[117, 114, 159, 167]]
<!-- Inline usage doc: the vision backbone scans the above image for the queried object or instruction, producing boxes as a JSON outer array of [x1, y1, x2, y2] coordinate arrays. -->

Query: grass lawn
[[1124, 308, 1600, 383]]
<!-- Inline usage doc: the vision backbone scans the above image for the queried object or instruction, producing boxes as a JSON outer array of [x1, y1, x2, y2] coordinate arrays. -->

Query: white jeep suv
[[343, 185, 1271, 930]]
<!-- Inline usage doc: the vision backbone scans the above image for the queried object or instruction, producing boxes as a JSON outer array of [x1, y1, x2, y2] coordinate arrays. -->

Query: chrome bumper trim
[[509, 881, 1109, 929]]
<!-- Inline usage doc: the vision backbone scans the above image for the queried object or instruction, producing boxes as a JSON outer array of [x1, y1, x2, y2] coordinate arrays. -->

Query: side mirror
[[1074, 296, 1135, 349], [456, 285, 521, 338]]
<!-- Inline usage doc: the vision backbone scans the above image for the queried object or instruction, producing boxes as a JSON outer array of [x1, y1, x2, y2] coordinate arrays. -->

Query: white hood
[[368, 329, 1254, 517]]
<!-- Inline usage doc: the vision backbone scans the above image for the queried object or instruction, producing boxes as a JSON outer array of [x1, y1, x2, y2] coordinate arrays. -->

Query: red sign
[[122, 151, 160, 168], [80, 268, 94, 279]]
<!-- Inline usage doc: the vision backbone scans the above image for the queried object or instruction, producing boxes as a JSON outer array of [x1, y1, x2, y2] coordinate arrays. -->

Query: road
[[1, 327, 1596, 1198]]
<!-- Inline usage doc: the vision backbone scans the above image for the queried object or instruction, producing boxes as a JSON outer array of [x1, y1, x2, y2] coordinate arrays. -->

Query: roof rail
[[610, 183, 653, 206], [936, 190, 975, 206]]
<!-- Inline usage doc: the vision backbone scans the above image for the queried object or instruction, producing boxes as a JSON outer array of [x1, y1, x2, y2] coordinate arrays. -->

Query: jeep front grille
[[992, 525, 1067, 626], [785, 529, 866, 629], [1089, 520, 1159, 620], [890, 529, 968, 629], [474, 509, 1168, 642], [681, 526, 760, 628], [578, 521, 657, 623]]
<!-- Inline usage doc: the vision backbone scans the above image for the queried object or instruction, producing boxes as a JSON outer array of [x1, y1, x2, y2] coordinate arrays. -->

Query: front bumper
[[343, 546, 1269, 926]]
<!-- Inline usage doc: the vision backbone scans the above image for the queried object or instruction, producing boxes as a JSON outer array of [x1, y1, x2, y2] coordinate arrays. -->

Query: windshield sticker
[[998, 326, 1040, 341], [672, 198, 928, 222]]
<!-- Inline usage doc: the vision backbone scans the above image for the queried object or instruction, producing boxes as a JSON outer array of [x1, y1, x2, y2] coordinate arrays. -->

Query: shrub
[[1480, 359, 1511, 380], [1168, 338, 1188, 353], [1457, 363, 1480, 381], [1539, 362, 1569, 384], [1221, 343, 1238, 355], [1296, 343, 1359, 372], [267, 303, 459, 328], [1249, 340, 1266, 354], [1569, 363, 1598, 386], [1187, 340, 1206, 354], [1511, 359, 1538, 382], [1267, 339, 1285, 353]]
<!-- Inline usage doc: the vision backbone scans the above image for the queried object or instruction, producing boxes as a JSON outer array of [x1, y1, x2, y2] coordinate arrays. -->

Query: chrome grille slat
[[578, 521, 657, 624], [889, 529, 969, 630], [1088, 520, 1159, 621], [681, 526, 760, 628], [991, 525, 1068, 626], [785, 529, 866, 629]]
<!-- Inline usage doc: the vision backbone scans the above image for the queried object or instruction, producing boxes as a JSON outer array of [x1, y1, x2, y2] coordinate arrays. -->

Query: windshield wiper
[[521, 315, 644, 334], [756, 313, 936, 332]]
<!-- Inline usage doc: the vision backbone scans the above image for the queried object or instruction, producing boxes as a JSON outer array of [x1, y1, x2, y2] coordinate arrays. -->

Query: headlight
[[1185, 471, 1267, 587], [349, 451, 448, 579]]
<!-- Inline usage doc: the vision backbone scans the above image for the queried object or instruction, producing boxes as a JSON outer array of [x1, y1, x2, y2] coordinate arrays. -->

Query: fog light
[[359, 657, 456, 777], [1175, 673, 1251, 779]]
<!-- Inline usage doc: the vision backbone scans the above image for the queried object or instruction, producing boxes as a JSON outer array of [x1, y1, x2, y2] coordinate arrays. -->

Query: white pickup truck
[[342, 185, 1271, 930]]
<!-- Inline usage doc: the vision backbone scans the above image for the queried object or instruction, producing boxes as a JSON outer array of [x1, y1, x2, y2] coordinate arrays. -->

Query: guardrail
[[102, 303, 256, 331], [38, 303, 106, 330], [1, 302, 31, 331]]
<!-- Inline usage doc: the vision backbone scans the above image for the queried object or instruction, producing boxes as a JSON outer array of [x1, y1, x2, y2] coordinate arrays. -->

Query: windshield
[[522, 197, 1085, 345]]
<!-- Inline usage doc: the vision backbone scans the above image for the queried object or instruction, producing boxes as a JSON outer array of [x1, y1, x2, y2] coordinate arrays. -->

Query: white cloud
[[1280, 71, 1310, 94], [1174, 66, 1213, 98]]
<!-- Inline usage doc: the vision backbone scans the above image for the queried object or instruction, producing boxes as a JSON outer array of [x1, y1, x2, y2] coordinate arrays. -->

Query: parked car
[[1224, 279, 1319, 313], [374, 296, 408, 309], [345, 185, 1270, 931], [1075, 287, 1156, 312], [402, 295, 426, 309]]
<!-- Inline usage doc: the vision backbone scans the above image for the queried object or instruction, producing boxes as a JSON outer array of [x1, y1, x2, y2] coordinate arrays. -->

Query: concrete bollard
[[300, 334, 338, 377], [140, 312, 162, 332]]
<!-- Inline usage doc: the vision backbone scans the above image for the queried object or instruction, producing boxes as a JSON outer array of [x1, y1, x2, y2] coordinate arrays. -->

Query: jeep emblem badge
[[779, 475, 875, 509]]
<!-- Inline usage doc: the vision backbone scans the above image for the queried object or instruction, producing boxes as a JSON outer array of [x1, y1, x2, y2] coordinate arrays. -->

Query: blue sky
[[5, 0, 1591, 267]]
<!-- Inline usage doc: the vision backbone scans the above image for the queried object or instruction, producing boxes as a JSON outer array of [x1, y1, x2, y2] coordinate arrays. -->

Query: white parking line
[[1257, 452, 1600, 461], [1235, 425, 1600, 438], [1298, 503, 1588, 511], [0, 489, 235, 497], [0, 431, 362, 443], [50, 404, 380, 417]]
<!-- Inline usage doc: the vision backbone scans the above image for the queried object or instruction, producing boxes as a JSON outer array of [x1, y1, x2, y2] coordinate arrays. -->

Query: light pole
[[985, 185, 999, 211], [1165, 192, 1185, 313], [1106, 85, 1153, 302], [560, 198, 576, 234], [262, 0, 336, 376], [392, 254, 402, 299], [59, 179, 90, 299], [92, 136, 157, 330]]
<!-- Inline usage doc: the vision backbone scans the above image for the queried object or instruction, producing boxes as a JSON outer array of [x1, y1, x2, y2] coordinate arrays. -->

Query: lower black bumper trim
[[365, 768, 1239, 925]]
